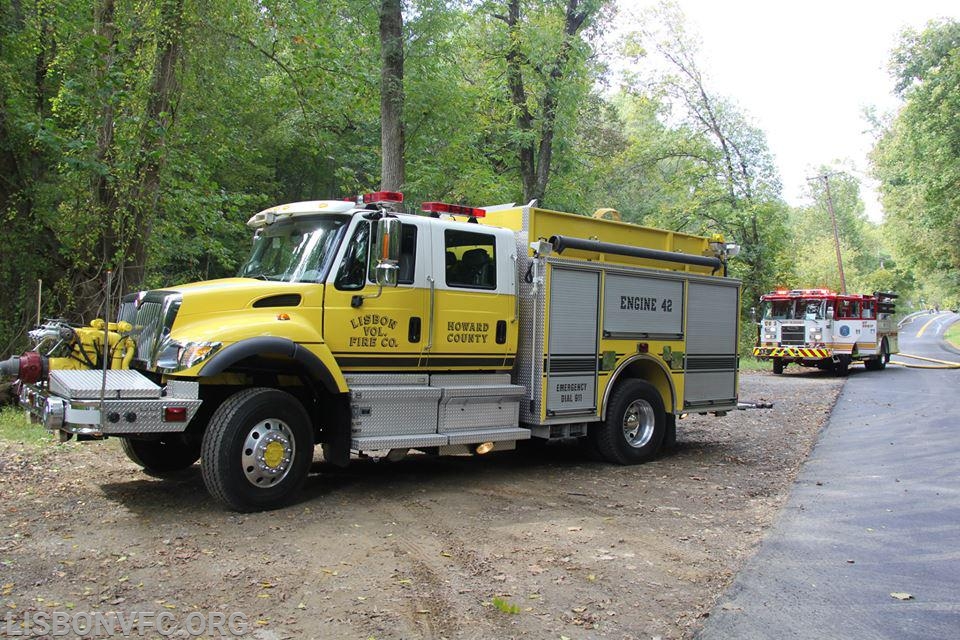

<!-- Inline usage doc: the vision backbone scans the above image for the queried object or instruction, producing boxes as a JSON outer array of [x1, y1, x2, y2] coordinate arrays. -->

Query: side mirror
[[826, 306, 834, 319], [353, 216, 401, 308], [374, 216, 401, 288], [750, 307, 757, 323]]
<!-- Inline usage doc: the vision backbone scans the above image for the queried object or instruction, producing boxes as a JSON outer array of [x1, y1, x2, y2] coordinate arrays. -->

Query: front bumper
[[753, 346, 832, 359], [19, 369, 202, 436]]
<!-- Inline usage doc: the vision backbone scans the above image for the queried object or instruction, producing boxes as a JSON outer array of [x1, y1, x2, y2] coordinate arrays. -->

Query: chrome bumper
[[18, 369, 202, 436]]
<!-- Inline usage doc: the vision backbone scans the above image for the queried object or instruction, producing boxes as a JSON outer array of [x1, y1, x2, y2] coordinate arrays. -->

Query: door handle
[[426, 276, 435, 351]]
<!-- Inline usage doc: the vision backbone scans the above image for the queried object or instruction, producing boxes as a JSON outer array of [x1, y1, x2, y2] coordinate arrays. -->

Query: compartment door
[[684, 281, 739, 408], [546, 267, 599, 416]]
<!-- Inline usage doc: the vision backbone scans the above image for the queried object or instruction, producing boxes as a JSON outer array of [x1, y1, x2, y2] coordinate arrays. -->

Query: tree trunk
[[379, 0, 405, 192], [501, 0, 588, 206], [93, 0, 118, 260], [124, 0, 185, 290]]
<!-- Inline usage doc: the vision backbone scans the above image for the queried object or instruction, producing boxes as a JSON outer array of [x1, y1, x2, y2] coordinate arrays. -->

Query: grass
[[946, 322, 960, 350], [0, 405, 51, 445], [739, 356, 770, 372], [491, 597, 521, 615]]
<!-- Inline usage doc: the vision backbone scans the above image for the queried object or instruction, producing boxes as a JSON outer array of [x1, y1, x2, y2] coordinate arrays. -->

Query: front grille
[[780, 325, 806, 345], [117, 291, 181, 366]]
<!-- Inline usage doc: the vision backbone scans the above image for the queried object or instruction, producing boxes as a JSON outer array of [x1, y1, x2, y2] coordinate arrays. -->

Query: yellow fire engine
[[7, 193, 741, 511]]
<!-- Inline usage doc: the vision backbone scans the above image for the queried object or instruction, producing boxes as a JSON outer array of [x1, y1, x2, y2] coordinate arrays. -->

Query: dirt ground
[[0, 370, 843, 640]]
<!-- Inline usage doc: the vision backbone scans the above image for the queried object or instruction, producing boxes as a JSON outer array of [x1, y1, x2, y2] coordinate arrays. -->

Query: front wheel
[[120, 436, 200, 476], [592, 379, 665, 465], [772, 358, 784, 375], [832, 355, 850, 377], [201, 388, 314, 512]]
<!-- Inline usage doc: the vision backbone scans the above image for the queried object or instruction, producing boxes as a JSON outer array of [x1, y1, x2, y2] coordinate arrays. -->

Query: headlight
[[155, 338, 221, 371], [179, 342, 222, 369], [810, 330, 822, 342], [763, 331, 776, 340]]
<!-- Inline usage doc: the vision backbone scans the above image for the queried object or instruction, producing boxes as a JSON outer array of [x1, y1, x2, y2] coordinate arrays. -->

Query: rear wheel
[[120, 436, 200, 475], [593, 379, 665, 465], [865, 339, 888, 371], [201, 388, 314, 512]]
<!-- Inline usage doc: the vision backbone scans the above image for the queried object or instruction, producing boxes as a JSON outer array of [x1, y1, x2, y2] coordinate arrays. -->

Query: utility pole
[[810, 173, 847, 294]]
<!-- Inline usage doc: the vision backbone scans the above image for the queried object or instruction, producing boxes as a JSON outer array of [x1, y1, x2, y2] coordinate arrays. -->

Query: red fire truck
[[753, 289, 898, 375]]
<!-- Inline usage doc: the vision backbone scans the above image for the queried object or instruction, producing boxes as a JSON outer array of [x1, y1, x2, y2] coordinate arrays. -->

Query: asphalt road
[[697, 312, 960, 639]]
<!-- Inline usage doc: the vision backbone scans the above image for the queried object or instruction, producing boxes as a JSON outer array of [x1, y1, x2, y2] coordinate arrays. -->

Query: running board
[[352, 426, 530, 452]]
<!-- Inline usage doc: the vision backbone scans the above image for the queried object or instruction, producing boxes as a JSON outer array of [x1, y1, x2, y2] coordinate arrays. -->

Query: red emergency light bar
[[421, 202, 486, 217], [769, 288, 836, 297], [362, 191, 404, 204]]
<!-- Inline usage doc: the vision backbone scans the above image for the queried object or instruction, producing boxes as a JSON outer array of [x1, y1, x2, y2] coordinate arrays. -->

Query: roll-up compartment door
[[546, 268, 599, 416], [684, 281, 739, 408]]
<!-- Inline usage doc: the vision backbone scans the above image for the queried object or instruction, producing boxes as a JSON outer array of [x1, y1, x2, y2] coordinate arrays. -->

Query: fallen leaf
[[890, 592, 914, 601]]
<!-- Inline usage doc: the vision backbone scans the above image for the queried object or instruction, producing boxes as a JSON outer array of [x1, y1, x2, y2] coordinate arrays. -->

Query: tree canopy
[[0, 0, 937, 354], [871, 18, 960, 308]]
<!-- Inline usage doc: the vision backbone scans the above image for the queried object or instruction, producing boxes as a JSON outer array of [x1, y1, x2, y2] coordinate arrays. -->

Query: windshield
[[238, 215, 349, 282], [762, 298, 826, 320]]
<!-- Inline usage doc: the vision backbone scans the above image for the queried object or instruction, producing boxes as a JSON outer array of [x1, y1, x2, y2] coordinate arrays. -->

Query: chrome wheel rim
[[241, 419, 295, 487], [622, 399, 656, 448]]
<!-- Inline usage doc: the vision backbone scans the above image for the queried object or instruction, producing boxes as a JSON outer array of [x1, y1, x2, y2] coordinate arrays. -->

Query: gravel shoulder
[[0, 370, 842, 639]]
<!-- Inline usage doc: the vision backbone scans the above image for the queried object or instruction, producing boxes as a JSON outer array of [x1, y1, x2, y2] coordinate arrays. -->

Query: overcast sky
[[621, 0, 960, 221]]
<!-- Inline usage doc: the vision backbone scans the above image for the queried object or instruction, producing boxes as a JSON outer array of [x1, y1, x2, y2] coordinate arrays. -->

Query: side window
[[445, 229, 496, 290], [367, 223, 417, 285], [838, 300, 854, 319], [335, 222, 369, 290]]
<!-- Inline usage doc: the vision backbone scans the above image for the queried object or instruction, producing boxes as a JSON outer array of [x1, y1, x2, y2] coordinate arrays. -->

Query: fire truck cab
[[753, 289, 898, 375]]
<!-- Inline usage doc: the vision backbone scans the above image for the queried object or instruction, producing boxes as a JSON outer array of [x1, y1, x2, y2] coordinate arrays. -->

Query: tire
[[772, 358, 784, 375], [201, 388, 314, 512], [832, 355, 850, 377], [865, 339, 888, 371], [593, 379, 665, 465], [120, 436, 200, 475]]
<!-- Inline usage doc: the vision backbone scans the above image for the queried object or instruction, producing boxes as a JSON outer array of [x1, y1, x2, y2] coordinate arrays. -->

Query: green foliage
[[872, 19, 960, 307], [0, 0, 929, 361]]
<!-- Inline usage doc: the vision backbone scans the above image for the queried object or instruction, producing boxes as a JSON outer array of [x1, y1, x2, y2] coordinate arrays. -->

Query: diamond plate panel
[[446, 427, 530, 445], [352, 433, 448, 450], [439, 398, 520, 431], [54, 397, 201, 434], [345, 373, 429, 386], [350, 385, 440, 437], [515, 206, 545, 425], [439, 384, 525, 399], [49, 369, 161, 399], [429, 373, 511, 387]]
